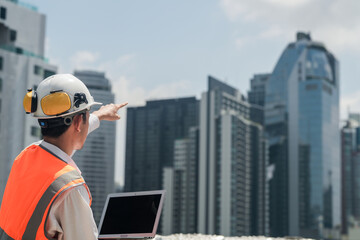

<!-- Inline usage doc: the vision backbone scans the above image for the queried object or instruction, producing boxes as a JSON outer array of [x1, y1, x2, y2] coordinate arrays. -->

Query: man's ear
[[72, 114, 82, 132]]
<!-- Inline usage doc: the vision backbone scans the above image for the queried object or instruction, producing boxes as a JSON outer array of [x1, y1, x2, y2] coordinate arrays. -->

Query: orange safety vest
[[0, 144, 92, 240]]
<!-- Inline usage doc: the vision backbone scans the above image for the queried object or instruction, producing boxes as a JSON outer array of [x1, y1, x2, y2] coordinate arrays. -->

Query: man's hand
[[92, 102, 128, 121]]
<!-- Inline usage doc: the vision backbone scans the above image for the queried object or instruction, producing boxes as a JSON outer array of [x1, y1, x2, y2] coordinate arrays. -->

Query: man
[[0, 74, 127, 239]]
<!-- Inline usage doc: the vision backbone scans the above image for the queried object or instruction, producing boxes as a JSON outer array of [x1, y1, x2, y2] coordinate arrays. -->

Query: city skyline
[[21, 0, 360, 185], [0, 1, 352, 237]]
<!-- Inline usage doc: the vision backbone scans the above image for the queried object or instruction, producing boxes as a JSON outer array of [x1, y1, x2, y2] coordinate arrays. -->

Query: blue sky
[[28, 0, 360, 185]]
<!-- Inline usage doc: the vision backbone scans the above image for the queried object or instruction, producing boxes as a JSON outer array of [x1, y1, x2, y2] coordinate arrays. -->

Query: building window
[[0, 7, 6, 20], [34, 65, 42, 75], [43, 69, 56, 79], [306, 84, 318, 91], [0, 57, 3, 70], [10, 29, 16, 42], [31, 126, 41, 138]]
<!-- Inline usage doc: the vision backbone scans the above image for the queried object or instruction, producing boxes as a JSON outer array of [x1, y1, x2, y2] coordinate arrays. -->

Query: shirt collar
[[39, 140, 82, 174]]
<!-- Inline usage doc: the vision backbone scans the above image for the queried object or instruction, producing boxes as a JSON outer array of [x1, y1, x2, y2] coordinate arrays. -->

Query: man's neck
[[43, 135, 74, 156]]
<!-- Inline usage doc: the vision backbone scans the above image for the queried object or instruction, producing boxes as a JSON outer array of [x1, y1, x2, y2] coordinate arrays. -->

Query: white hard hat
[[23, 74, 102, 119]]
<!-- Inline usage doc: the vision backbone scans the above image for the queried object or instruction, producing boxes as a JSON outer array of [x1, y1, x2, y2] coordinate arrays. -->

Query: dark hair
[[40, 111, 87, 138], [40, 121, 71, 138]]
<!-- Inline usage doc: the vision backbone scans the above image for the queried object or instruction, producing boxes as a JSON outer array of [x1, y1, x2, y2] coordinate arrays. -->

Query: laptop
[[98, 190, 166, 239]]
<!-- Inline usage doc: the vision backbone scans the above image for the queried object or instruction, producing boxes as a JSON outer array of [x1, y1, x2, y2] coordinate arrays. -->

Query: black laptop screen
[[99, 194, 162, 235]]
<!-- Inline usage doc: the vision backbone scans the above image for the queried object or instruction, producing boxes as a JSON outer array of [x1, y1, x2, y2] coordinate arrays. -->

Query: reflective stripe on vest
[[0, 144, 91, 240], [22, 169, 81, 239], [0, 227, 14, 240]]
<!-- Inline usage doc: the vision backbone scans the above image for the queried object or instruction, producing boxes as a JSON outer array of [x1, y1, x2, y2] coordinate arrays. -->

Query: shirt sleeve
[[88, 113, 100, 134], [45, 185, 98, 240]]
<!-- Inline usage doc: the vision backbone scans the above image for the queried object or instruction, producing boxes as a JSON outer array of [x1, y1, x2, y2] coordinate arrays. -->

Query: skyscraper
[[124, 97, 199, 192], [0, 0, 57, 202], [341, 114, 360, 236], [73, 70, 115, 224], [198, 76, 267, 236], [162, 127, 199, 234], [248, 73, 271, 125], [265, 32, 340, 239], [247, 73, 270, 236], [248, 73, 271, 108]]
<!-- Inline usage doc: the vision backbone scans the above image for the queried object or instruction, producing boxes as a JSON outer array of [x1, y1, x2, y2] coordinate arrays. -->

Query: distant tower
[[341, 114, 360, 235], [0, 1, 57, 202], [162, 127, 199, 234], [265, 32, 340, 239], [248, 73, 270, 107], [247, 73, 271, 236], [73, 70, 115, 224]]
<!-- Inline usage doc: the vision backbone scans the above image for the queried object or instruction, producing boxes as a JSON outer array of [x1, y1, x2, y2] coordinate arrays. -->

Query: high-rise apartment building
[[0, 0, 56, 202], [247, 73, 271, 236], [162, 127, 199, 234], [73, 70, 115, 224], [265, 32, 340, 239], [124, 97, 199, 192], [341, 114, 360, 236], [198, 76, 267, 236]]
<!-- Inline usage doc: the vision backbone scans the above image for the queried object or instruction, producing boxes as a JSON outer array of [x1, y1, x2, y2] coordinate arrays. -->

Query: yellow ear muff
[[41, 92, 71, 116], [23, 89, 37, 114]]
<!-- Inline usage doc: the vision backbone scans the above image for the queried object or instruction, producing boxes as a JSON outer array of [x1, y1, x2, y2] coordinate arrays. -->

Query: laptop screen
[[98, 190, 165, 239]]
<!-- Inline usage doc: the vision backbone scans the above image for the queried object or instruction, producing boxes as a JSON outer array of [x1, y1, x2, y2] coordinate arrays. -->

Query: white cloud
[[220, 0, 360, 54], [235, 37, 249, 49], [147, 80, 194, 101], [341, 91, 360, 120], [111, 76, 193, 109], [264, 0, 310, 8], [259, 25, 283, 39], [95, 53, 137, 79], [112, 76, 146, 107], [70, 51, 99, 70], [44, 37, 64, 73], [116, 54, 136, 66], [219, 0, 248, 21], [316, 25, 360, 53], [235, 25, 285, 50]]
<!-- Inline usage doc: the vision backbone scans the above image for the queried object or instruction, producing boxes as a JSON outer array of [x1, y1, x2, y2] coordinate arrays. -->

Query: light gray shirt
[[33, 114, 100, 240]]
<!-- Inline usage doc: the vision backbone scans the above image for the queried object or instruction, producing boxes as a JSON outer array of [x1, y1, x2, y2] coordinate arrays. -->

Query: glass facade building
[[248, 73, 271, 126], [125, 97, 199, 235], [124, 97, 199, 192], [265, 32, 340, 239], [248, 73, 271, 108]]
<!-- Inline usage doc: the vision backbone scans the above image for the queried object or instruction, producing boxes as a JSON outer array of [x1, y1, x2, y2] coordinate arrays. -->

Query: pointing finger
[[115, 102, 128, 110]]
